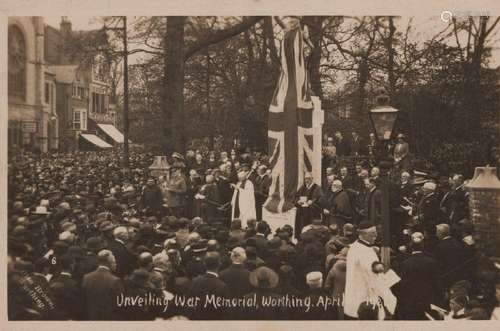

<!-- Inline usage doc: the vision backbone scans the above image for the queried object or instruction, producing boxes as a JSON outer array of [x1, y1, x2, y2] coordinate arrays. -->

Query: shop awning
[[97, 124, 125, 144], [80, 133, 113, 148]]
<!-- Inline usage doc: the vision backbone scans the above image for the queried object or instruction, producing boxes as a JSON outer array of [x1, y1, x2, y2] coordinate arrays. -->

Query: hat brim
[[33, 211, 51, 215], [249, 268, 279, 289], [86, 243, 107, 251], [100, 225, 115, 232], [64, 226, 77, 232]]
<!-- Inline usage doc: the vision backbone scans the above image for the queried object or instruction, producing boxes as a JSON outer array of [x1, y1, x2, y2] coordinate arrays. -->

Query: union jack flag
[[264, 25, 314, 214]]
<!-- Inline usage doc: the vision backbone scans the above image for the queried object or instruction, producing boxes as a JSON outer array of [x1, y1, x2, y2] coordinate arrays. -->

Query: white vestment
[[231, 180, 256, 228], [344, 240, 381, 318]]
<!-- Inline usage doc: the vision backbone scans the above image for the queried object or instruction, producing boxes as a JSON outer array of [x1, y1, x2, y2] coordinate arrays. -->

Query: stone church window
[[8, 25, 26, 99]]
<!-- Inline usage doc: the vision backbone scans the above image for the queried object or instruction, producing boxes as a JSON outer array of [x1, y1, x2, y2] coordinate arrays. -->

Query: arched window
[[8, 25, 26, 99]]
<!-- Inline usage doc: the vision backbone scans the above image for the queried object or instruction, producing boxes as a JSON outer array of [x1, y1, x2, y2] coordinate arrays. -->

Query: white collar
[[454, 308, 466, 317], [98, 265, 111, 271], [411, 251, 423, 255], [60, 271, 72, 277], [206, 271, 218, 278], [115, 238, 125, 245]]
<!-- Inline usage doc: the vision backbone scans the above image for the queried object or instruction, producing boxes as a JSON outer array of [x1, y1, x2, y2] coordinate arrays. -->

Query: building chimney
[[60, 16, 72, 37]]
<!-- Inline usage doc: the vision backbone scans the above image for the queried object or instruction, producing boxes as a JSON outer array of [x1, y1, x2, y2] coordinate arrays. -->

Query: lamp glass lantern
[[369, 93, 399, 141]]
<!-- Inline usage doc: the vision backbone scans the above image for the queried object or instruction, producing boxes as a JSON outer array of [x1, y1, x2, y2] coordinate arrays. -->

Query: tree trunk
[[354, 59, 370, 128], [206, 50, 214, 150], [387, 16, 397, 98], [303, 16, 324, 99], [457, 17, 489, 136], [164, 16, 186, 153]]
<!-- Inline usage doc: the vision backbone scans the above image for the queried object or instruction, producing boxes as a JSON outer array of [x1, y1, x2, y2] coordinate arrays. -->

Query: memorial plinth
[[465, 166, 500, 259], [149, 156, 170, 178]]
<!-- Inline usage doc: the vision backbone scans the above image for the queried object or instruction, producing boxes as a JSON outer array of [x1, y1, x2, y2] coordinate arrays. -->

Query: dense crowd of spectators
[[7, 132, 500, 320]]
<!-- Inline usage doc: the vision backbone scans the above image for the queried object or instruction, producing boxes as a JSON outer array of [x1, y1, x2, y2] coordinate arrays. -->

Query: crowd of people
[[7, 131, 500, 320]]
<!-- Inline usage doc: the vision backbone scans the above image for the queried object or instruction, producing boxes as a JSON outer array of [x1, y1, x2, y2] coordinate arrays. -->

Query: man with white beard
[[231, 165, 256, 228]]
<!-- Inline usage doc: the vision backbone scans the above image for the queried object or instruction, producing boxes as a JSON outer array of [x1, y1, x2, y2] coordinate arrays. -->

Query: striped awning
[[80, 133, 113, 148], [97, 123, 125, 143]]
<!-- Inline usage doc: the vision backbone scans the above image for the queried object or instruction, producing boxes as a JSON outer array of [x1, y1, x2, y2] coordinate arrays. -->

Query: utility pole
[[122, 16, 130, 170]]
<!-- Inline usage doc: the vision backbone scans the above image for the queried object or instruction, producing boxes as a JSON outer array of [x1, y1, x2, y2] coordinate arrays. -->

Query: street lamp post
[[368, 88, 399, 269]]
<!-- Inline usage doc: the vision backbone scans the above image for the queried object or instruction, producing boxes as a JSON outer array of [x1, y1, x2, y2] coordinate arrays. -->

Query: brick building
[[8, 16, 123, 153], [44, 17, 122, 151]]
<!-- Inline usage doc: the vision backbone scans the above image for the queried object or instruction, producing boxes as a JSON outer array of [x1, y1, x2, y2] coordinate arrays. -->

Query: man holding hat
[[231, 164, 256, 228]]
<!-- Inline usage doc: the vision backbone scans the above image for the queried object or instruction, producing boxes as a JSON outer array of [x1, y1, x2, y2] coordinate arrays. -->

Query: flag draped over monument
[[264, 25, 315, 214]]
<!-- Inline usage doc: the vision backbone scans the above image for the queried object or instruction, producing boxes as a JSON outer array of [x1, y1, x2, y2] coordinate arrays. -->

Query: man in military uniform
[[413, 182, 440, 234], [162, 166, 187, 217], [439, 174, 468, 224]]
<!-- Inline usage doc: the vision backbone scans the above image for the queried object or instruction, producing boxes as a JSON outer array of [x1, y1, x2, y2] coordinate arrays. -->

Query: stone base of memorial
[[263, 207, 297, 238]]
